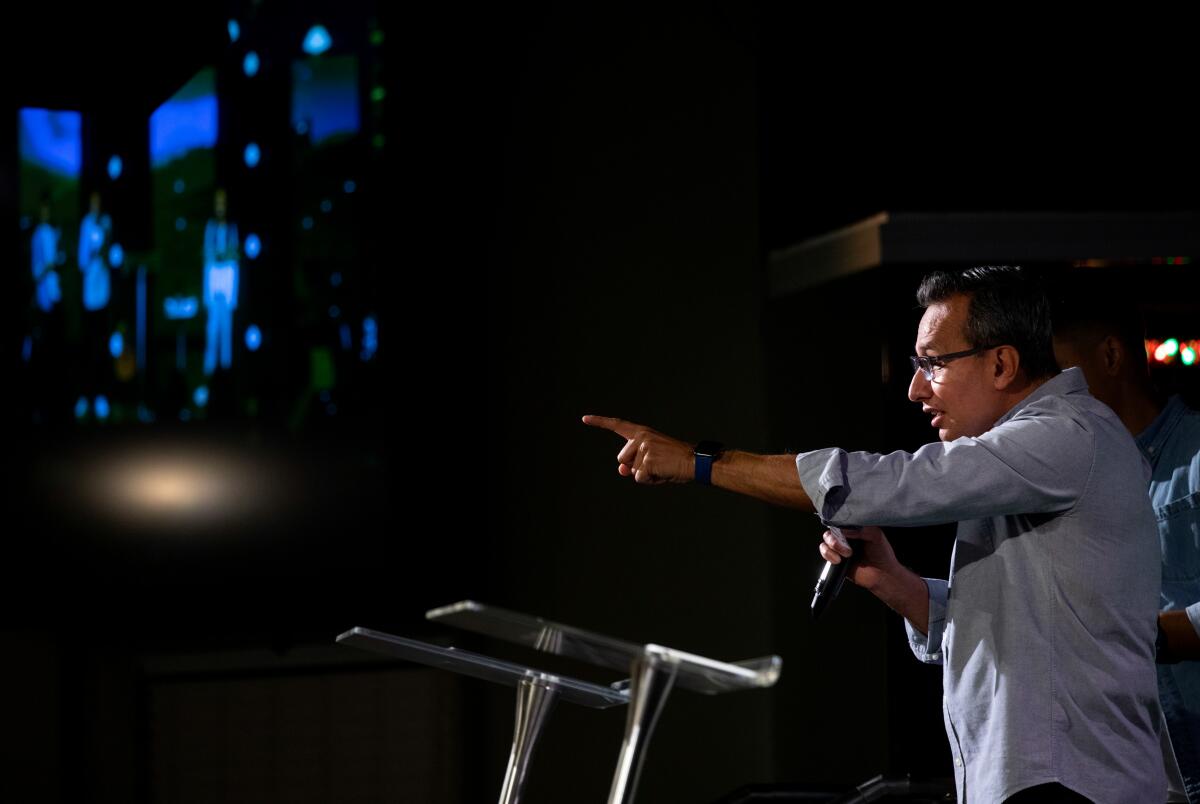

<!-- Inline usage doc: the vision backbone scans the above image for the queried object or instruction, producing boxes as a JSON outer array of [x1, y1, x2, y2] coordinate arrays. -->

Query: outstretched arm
[[581, 415, 814, 510]]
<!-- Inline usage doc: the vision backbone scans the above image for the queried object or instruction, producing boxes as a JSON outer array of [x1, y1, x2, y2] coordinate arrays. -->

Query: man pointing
[[585, 266, 1164, 804]]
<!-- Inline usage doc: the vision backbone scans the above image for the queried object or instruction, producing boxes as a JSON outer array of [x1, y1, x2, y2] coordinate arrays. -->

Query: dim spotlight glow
[[176, 217, 187, 232], [303, 25, 333, 56], [109, 332, 124, 359], [228, 19, 240, 42], [75, 396, 88, 420], [244, 142, 261, 168], [330, 271, 342, 287], [109, 455, 224, 514], [68, 442, 290, 526], [107, 155, 123, 180], [1183, 346, 1197, 366], [109, 243, 124, 267], [174, 178, 186, 194], [245, 324, 262, 351], [194, 385, 209, 408], [244, 233, 262, 259], [243, 51, 260, 77], [94, 395, 110, 421], [302, 216, 314, 230], [320, 198, 332, 213], [343, 179, 356, 194]]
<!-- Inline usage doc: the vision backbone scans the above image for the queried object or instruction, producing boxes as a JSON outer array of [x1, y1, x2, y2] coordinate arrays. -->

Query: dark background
[[2, 4, 1197, 802]]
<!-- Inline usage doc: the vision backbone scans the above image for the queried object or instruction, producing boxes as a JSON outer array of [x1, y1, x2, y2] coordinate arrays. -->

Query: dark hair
[[1049, 272, 1147, 362], [916, 266, 1058, 380]]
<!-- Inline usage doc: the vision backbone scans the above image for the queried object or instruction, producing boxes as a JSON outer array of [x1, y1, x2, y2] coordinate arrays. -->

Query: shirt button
[[954, 757, 963, 767]]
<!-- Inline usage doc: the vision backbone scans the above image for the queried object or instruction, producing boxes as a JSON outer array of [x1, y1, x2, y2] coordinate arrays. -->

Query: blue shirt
[[1139, 395, 1200, 803], [796, 368, 1165, 804]]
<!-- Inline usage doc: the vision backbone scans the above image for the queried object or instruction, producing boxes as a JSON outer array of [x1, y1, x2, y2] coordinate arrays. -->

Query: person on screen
[[31, 195, 61, 314], [203, 188, 239, 375], [77, 190, 113, 420]]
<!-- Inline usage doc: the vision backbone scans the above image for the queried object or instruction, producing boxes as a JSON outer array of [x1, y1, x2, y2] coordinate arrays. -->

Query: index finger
[[581, 414, 638, 439]]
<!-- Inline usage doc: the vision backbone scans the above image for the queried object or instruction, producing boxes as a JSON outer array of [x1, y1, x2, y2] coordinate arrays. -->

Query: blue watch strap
[[694, 441, 724, 486]]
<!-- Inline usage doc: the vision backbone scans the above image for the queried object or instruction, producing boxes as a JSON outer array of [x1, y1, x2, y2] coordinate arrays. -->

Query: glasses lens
[[910, 356, 933, 380]]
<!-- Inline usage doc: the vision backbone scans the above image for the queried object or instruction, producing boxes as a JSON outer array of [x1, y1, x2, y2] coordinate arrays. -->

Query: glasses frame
[[909, 345, 998, 381]]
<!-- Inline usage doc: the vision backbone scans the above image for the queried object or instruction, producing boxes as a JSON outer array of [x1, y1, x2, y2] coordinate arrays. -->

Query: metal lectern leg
[[498, 677, 559, 804], [607, 656, 678, 804]]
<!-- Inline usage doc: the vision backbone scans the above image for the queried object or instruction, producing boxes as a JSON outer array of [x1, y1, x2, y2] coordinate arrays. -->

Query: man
[[77, 190, 113, 419], [585, 266, 1165, 803], [31, 194, 61, 315], [1052, 292, 1200, 803], [203, 188, 240, 375]]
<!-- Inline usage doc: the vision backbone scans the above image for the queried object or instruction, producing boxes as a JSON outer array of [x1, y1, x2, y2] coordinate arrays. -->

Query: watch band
[[694, 440, 725, 486]]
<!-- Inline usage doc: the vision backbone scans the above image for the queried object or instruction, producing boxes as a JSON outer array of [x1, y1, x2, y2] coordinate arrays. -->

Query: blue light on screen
[[19, 108, 83, 177], [292, 55, 360, 145], [164, 296, 199, 320], [150, 69, 218, 169], [303, 25, 333, 56]]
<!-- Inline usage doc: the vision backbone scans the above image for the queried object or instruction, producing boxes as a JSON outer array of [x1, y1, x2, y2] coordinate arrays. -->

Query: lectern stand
[[426, 601, 782, 804], [336, 627, 627, 804]]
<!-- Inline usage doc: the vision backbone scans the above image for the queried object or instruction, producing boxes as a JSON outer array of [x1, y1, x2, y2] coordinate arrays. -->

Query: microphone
[[811, 526, 858, 619]]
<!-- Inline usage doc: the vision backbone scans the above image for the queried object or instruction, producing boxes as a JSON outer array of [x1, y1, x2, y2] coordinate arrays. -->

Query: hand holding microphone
[[811, 526, 860, 618], [812, 526, 900, 619]]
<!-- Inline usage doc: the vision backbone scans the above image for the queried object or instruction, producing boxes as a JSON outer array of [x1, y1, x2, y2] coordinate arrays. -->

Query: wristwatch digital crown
[[694, 440, 725, 486]]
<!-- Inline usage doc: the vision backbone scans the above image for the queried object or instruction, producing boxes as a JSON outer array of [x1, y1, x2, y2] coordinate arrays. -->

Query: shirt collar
[[991, 367, 1086, 428], [1135, 394, 1187, 465]]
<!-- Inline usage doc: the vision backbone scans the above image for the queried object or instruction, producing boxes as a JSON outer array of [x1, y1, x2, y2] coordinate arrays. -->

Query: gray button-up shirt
[[796, 368, 1165, 804]]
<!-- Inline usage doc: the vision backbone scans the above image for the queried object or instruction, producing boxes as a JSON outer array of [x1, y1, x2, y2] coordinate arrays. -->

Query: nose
[[908, 365, 930, 403]]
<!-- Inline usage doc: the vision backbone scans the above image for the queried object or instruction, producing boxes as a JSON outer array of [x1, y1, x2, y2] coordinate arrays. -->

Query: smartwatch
[[694, 440, 725, 486]]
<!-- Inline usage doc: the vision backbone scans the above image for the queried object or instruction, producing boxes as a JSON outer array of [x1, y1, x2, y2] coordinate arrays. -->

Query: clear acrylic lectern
[[336, 627, 627, 804], [426, 601, 781, 804]]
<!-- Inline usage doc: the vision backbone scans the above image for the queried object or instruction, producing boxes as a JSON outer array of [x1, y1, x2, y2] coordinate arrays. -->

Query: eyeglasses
[[909, 345, 997, 381]]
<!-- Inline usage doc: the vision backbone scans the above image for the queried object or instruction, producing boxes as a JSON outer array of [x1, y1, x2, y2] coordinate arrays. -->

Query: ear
[[1099, 335, 1124, 377], [991, 345, 1022, 390]]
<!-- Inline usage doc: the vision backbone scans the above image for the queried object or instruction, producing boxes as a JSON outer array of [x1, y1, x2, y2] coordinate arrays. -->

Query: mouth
[[924, 407, 945, 428]]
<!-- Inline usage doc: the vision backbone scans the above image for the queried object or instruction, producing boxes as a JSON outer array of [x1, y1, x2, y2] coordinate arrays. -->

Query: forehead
[[916, 294, 970, 352]]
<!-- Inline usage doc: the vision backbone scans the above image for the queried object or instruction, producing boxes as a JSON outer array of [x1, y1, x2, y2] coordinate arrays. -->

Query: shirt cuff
[[1186, 601, 1200, 638], [905, 578, 948, 664], [795, 448, 850, 524]]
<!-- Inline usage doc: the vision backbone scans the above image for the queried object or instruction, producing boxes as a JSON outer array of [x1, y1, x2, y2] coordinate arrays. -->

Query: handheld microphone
[[811, 526, 858, 619]]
